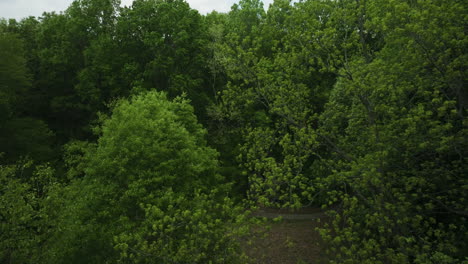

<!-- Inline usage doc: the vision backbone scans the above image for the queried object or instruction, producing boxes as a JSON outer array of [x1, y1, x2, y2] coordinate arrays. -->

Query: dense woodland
[[0, 0, 467, 263]]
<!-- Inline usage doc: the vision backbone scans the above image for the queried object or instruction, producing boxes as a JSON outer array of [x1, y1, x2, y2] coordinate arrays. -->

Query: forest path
[[251, 207, 327, 220], [245, 207, 330, 264]]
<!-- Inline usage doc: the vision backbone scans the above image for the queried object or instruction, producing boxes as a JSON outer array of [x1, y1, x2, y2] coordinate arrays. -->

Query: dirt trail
[[245, 207, 330, 264], [251, 207, 327, 220]]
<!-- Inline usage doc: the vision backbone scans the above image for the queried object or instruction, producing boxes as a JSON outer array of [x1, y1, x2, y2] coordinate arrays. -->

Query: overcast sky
[[0, 0, 275, 20]]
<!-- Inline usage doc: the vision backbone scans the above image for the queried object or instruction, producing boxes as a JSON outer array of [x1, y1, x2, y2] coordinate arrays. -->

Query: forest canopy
[[0, 0, 467, 263]]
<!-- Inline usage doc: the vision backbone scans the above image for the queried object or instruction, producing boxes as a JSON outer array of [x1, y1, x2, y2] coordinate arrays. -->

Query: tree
[[214, 0, 335, 207], [117, 0, 212, 120], [0, 31, 55, 163], [0, 160, 57, 264], [114, 189, 249, 264], [317, 0, 468, 262], [0, 32, 30, 122], [45, 91, 247, 263]]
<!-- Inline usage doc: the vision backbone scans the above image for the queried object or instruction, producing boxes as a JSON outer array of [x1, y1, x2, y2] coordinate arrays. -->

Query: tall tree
[[44, 91, 247, 263], [317, 0, 468, 262], [117, 0, 212, 120], [0, 30, 55, 163]]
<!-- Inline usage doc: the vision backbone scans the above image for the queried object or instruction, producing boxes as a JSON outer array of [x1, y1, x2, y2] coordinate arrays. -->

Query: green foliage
[[315, 0, 468, 262], [45, 90, 247, 263], [86, 90, 221, 190], [209, 0, 467, 262], [115, 189, 249, 263], [0, 31, 55, 163], [215, 0, 335, 207], [0, 118, 55, 163], [118, 0, 212, 120], [0, 32, 30, 119], [0, 160, 57, 264], [0, 163, 37, 263], [1, 0, 467, 262], [31, 11, 91, 140]]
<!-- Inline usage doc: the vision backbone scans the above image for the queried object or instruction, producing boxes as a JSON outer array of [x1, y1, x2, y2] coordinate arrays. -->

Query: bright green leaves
[[115, 189, 248, 263], [0, 161, 57, 264], [0, 163, 37, 263], [242, 123, 319, 208], [87, 91, 220, 191], [216, 0, 335, 208]]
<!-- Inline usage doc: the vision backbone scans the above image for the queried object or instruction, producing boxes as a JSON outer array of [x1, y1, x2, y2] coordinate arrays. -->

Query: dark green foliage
[[0, 32, 30, 118], [0, 31, 55, 163], [117, 0, 212, 121], [0, 118, 55, 162]]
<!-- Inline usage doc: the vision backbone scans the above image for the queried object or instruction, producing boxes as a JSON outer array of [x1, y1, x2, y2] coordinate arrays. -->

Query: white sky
[[0, 0, 275, 20]]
